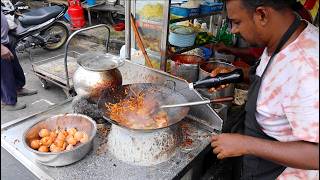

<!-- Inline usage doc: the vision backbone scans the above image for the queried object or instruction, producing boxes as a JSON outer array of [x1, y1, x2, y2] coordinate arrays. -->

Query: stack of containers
[[170, 0, 201, 18], [200, 0, 224, 14]]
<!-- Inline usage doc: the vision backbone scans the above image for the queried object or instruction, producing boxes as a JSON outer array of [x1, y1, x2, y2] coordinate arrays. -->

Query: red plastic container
[[68, 0, 85, 29], [112, 22, 125, 31]]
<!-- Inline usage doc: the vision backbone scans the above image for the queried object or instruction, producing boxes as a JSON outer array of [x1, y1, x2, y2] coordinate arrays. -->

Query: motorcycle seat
[[18, 6, 63, 27]]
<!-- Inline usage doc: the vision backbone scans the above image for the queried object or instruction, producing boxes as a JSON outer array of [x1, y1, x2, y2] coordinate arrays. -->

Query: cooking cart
[[28, 24, 111, 97], [2, 60, 223, 180]]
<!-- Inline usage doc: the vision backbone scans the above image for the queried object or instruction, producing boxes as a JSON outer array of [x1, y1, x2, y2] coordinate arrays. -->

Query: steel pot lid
[[77, 52, 125, 72]]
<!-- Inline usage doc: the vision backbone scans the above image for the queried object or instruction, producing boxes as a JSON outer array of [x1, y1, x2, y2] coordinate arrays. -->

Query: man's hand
[[213, 42, 231, 54], [211, 133, 319, 169], [1, 44, 14, 61], [211, 133, 249, 159]]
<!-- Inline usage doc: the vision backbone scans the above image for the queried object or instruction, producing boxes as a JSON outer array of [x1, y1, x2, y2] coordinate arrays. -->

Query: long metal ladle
[[160, 96, 234, 108]]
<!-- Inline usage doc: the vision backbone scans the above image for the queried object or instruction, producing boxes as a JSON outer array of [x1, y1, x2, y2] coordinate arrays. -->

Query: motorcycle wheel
[[42, 22, 69, 50]]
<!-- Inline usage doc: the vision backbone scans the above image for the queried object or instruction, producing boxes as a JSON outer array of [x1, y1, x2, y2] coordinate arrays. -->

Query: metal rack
[[124, 0, 225, 72]]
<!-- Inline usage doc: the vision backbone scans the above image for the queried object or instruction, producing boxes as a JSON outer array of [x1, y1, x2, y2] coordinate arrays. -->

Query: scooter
[[2, 1, 69, 52]]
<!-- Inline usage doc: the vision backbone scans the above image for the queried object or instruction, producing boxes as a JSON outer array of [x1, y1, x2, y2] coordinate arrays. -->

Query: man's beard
[[238, 34, 265, 48]]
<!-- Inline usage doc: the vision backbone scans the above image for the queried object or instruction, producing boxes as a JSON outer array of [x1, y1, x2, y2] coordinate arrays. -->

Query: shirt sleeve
[[282, 54, 319, 143]]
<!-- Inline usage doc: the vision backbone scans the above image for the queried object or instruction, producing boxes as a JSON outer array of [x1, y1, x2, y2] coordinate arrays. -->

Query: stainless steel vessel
[[170, 54, 205, 82], [22, 113, 97, 167], [73, 52, 124, 102]]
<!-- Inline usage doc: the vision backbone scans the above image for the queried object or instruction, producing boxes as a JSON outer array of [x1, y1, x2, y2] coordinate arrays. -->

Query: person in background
[[211, 0, 319, 180], [1, 9, 37, 111]]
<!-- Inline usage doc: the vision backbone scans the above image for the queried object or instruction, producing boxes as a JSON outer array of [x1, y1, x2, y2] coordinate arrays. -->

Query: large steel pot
[[23, 114, 97, 167], [73, 52, 124, 102], [198, 60, 236, 104]]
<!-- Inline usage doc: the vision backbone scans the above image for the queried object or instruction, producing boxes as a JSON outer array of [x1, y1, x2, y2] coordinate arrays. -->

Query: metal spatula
[[160, 96, 234, 108]]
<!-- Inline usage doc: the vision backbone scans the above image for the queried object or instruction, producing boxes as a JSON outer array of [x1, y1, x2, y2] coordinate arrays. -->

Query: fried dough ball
[[49, 131, 57, 139], [35, 127, 86, 152], [61, 129, 68, 137], [39, 129, 50, 138], [30, 139, 41, 150], [38, 146, 49, 152], [66, 144, 74, 151], [80, 133, 89, 144], [61, 142, 67, 150], [56, 132, 66, 141], [66, 135, 77, 145], [40, 136, 54, 147], [50, 144, 62, 152], [74, 131, 84, 142], [67, 128, 77, 136], [54, 139, 65, 147]]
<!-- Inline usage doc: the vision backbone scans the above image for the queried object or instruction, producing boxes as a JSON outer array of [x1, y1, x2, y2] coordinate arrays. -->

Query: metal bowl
[[198, 60, 236, 104], [22, 114, 97, 167], [170, 54, 205, 82]]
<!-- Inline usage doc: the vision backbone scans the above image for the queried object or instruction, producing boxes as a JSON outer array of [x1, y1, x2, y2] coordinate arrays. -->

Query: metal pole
[[131, 0, 136, 49], [125, 0, 131, 60], [160, 0, 171, 72]]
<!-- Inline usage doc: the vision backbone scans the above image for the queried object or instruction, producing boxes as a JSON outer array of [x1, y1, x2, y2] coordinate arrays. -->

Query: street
[[1, 36, 112, 180]]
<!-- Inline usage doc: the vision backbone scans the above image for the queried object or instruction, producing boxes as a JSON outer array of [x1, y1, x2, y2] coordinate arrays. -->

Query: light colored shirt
[[1, 9, 10, 44], [256, 22, 319, 180]]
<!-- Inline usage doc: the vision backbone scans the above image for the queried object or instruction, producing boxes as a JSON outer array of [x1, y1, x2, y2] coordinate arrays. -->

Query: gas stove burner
[[72, 95, 103, 120]]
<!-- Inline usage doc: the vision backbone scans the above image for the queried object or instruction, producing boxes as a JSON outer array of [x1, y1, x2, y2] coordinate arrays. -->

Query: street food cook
[[210, 0, 319, 179]]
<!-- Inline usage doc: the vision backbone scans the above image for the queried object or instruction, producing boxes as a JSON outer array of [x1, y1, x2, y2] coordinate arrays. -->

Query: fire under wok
[[97, 83, 190, 131]]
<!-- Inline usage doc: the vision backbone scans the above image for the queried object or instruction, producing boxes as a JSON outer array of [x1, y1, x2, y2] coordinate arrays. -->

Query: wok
[[97, 83, 190, 132]]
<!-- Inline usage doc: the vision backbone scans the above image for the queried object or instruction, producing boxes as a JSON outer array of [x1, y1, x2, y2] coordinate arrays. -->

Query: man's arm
[[211, 133, 319, 170], [206, 42, 264, 64]]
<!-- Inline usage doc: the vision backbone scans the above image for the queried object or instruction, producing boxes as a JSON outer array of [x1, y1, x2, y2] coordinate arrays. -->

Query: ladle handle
[[210, 96, 234, 103], [160, 96, 234, 108]]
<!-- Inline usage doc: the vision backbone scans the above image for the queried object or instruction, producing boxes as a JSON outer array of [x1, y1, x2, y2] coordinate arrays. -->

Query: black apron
[[231, 15, 302, 180]]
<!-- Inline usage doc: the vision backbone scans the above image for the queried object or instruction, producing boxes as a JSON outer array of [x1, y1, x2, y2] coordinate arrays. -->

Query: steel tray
[[31, 51, 81, 87]]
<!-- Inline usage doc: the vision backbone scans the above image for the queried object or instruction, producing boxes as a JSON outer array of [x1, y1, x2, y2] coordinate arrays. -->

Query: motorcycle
[[2, 1, 69, 52]]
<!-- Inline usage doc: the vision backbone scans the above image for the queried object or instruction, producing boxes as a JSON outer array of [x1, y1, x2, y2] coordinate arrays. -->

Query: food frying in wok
[[105, 92, 169, 129]]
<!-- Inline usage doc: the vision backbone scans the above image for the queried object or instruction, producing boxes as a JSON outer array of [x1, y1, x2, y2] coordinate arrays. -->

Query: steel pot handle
[[64, 24, 111, 88]]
